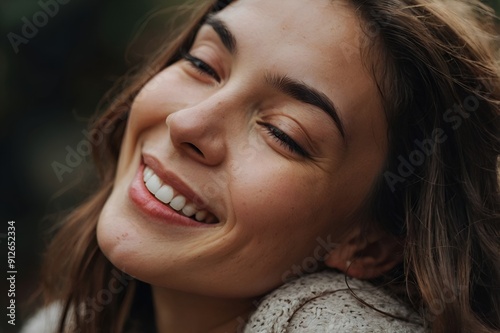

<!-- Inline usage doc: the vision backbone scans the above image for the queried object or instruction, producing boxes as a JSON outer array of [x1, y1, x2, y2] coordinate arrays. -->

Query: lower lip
[[129, 164, 213, 228]]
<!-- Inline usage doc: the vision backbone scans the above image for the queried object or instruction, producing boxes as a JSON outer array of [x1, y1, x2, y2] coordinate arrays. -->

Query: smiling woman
[[22, 0, 500, 332]]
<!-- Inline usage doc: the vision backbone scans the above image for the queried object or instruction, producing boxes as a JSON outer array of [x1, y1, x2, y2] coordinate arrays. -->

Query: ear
[[324, 225, 404, 280]]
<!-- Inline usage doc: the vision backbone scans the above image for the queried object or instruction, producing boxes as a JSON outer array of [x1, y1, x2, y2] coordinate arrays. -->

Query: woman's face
[[98, 0, 386, 298]]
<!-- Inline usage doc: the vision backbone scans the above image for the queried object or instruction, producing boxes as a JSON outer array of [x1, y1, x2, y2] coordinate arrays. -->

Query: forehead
[[217, 0, 362, 58]]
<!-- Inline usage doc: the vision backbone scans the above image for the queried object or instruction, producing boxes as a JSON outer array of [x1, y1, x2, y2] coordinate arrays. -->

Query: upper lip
[[142, 153, 214, 215]]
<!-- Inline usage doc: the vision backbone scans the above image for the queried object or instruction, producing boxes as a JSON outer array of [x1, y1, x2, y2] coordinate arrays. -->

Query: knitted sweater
[[243, 270, 426, 332], [21, 271, 426, 333]]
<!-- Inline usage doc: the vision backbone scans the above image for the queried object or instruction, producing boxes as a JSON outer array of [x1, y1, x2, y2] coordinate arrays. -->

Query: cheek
[[209, 170, 339, 292], [229, 161, 338, 250]]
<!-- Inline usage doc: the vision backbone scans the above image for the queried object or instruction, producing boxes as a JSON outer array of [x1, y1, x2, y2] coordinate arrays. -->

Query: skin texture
[[96, 0, 392, 331]]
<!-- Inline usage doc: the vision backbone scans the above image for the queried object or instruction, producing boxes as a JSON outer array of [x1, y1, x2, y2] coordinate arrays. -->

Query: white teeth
[[195, 211, 208, 222], [182, 204, 197, 217], [155, 185, 175, 204], [143, 167, 154, 182], [143, 166, 217, 223], [145, 174, 162, 193], [169, 195, 186, 211]]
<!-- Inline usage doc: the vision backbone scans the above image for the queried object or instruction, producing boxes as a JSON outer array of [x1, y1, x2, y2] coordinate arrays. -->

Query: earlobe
[[324, 226, 404, 280]]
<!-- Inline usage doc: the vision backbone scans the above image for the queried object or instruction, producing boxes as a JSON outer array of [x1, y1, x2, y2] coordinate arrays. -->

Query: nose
[[166, 100, 229, 166]]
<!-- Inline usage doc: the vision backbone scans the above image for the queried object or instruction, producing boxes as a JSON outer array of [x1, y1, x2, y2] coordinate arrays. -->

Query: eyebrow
[[265, 74, 346, 139], [204, 16, 346, 139], [205, 15, 237, 54]]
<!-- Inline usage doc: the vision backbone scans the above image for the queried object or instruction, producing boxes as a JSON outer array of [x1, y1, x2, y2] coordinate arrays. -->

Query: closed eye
[[258, 122, 309, 158], [182, 53, 221, 83]]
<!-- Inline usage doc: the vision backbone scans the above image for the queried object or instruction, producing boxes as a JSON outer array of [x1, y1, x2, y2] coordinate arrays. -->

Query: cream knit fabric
[[243, 270, 426, 333]]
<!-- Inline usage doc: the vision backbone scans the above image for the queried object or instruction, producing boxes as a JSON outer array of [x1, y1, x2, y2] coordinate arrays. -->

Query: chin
[[96, 196, 136, 273]]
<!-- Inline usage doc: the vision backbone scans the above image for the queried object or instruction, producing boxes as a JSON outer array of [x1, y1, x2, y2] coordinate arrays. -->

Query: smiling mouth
[[143, 166, 218, 224]]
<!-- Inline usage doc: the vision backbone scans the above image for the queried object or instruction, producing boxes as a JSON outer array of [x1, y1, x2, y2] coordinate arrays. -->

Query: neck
[[152, 286, 256, 333]]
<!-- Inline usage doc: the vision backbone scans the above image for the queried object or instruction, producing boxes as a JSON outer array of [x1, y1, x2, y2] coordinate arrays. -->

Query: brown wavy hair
[[39, 0, 499, 332]]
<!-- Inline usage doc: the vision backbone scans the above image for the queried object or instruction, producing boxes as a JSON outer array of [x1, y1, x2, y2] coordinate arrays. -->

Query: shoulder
[[244, 270, 427, 333]]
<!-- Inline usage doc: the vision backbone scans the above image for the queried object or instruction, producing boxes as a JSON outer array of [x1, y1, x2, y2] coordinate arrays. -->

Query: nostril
[[186, 143, 204, 157]]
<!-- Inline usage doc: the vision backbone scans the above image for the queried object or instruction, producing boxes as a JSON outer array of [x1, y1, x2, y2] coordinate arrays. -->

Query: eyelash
[[182, 53, 221, 82], [260, 123, 309, 157]]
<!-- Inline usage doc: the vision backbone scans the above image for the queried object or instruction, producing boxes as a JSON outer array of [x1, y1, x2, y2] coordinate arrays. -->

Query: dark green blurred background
[[0, 0, 499, 332]]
